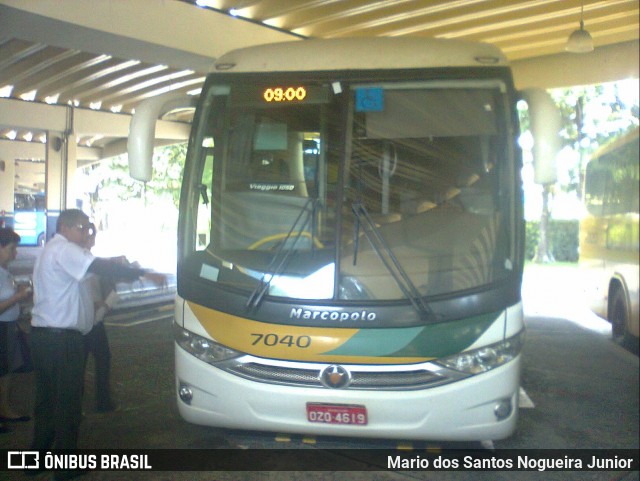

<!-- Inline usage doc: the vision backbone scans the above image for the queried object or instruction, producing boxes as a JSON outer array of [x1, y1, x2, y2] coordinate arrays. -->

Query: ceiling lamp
[[566, 3, 593, 53]]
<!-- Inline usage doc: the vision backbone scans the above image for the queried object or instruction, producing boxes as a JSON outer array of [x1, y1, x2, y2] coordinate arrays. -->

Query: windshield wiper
[[246, 197, 319, 311], [351, 201, 433, 320]]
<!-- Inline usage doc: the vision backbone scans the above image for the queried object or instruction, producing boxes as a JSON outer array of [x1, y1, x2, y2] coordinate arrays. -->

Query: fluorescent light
[[45, 93, 60, 104], [0, 85, 13, 97], [19, 90, 37, 101], [196, 0, 220, 7]]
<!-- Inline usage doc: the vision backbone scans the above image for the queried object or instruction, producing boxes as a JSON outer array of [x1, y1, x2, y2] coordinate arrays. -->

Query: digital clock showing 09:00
[[263, 86, 307, 102]]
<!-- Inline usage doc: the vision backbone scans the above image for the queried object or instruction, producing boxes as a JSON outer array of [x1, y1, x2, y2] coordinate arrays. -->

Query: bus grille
[[224, 362, 450, 390]]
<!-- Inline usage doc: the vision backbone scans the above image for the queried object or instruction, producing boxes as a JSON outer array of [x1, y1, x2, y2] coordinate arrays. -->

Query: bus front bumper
[[174, 345, 521, 442]]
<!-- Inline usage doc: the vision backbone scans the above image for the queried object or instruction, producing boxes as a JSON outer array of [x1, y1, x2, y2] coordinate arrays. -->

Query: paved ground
[[1, 264, 638, 481]]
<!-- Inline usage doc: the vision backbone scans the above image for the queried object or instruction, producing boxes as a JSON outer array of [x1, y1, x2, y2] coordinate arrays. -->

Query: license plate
[[306, 403, 368, 425]]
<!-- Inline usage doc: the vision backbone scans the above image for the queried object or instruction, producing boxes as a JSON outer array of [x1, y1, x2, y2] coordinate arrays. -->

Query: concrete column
[[0, 156, 15, 219], [46, 104, 78, 211], [45, 133, 64, 212], [45, 132, 66, 238], [65, 133, 78, 209]]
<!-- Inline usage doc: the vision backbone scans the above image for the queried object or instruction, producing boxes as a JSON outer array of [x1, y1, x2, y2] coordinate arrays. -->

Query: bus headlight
[[437, 331, 524, 375], [174, 323, 241, 364]]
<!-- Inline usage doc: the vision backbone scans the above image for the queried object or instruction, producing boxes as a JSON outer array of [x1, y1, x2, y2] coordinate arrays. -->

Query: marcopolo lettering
[[290, 307, 376, 322]]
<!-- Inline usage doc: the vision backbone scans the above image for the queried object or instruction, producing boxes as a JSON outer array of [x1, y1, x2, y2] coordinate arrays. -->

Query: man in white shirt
[[29, 209, 165, 474]]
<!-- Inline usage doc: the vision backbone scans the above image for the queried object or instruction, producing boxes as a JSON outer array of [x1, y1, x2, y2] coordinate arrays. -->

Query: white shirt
[[31, 234, 96, 334], [0, 266, 20, 323]]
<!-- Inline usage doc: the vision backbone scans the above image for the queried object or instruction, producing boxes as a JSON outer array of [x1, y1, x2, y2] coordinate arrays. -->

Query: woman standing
[[0, 227, 32, 432]]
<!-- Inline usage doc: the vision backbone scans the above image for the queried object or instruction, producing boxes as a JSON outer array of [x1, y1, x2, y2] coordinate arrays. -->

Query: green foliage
[[549, 81, 639, 194], [525, 220, 579, 262], [146, 143, 187, 209], [85, 143, 187, 210]]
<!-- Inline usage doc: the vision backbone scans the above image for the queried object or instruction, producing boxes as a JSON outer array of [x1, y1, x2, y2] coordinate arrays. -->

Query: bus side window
[[584, 161, 609, 216]]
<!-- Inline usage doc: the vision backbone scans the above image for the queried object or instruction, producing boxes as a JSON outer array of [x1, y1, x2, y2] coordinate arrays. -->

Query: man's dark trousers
[[30, 327, 85, 450]]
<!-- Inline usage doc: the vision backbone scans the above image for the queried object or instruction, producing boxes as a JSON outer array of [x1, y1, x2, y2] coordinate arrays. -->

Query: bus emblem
[[321, 365, 351, 389], [290, 307, 376, 322]]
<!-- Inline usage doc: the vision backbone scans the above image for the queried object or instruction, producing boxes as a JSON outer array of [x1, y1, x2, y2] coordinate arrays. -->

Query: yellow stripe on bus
[[187, 302, 432, 364]]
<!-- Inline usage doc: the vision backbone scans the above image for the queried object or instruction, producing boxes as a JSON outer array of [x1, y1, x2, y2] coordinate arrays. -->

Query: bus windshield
[[184, 77, 515, 304]]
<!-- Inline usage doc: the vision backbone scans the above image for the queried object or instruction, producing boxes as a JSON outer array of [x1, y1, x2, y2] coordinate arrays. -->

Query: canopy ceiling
[[0, 0, 638, 155]]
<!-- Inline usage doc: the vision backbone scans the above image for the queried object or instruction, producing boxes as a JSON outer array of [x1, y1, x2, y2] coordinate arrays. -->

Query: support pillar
[[45, 132, 64, 238]]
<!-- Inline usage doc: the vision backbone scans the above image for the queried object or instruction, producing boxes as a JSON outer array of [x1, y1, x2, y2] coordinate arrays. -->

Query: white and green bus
[[580, 127, 639, 348], [129, 38, 560, 441]]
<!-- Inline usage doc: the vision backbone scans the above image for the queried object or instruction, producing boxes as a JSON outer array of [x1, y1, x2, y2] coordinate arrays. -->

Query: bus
[[12, 193, 46, 246], [128, 38, 560, 441], [580, 127, 639, 348]]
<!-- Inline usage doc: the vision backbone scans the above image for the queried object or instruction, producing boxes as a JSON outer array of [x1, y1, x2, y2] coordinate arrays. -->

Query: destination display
[[263, 86, 307, 102], [231, 84, 330, 106]]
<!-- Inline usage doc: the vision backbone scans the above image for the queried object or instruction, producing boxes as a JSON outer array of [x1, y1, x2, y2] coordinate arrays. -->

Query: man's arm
[[87, 258, 166, 286]]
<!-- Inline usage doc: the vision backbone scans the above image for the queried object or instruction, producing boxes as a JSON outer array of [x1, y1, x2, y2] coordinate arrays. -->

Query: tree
[[550, 81, 639, 198], [144, 143, 187, 209], [84, 142, 187, 213], [520, 79, 638, 264]]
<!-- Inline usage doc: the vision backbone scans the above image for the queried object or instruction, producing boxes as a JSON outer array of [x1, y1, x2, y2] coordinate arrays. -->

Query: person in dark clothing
[[82, 223, 118, 412], [0, 228, 32, 433]]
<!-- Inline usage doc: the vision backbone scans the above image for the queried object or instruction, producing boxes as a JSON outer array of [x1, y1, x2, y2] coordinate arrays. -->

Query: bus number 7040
[[250, 333, 312, 349]]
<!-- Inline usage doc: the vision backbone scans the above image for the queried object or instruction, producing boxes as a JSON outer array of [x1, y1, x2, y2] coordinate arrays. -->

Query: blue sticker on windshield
[[356, 88, 384, 112]]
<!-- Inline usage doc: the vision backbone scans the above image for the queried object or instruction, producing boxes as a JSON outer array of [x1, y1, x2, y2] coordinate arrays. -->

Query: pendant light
[[566, 2, 594, 53]]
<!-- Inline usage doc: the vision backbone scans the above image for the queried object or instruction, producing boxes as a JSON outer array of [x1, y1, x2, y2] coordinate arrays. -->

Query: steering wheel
[[248, 231, 325, 250]]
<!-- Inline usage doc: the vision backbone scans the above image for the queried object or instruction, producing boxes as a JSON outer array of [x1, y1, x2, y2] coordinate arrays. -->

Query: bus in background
[[13, 192, 47, 246], [128, 38, 560, 442], [580, 127, 639, 349]]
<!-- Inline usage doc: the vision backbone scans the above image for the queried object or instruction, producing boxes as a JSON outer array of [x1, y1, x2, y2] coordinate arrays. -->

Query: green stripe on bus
[[325, 310, 500, 358]]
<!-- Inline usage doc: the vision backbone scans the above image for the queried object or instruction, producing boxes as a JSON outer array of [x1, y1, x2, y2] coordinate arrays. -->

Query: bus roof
[[589, 126, 639, 162], [212, 38, 508, 74]]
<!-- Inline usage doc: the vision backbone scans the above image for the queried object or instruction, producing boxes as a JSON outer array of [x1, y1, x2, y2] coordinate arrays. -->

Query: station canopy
[[0, 0, 638, 152]]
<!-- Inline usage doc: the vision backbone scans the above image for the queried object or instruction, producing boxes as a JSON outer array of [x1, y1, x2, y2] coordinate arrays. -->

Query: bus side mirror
[[520, 88, 562, 185], [127, 93, 197, 182]]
